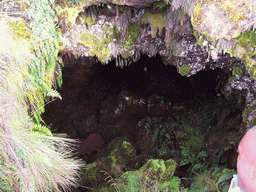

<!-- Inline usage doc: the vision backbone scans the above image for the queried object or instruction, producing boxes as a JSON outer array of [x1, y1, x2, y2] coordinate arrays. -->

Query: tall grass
[[0, 1, 84, 191]]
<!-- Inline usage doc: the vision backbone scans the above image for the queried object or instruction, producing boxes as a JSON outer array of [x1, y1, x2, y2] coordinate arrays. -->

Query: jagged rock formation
[[55, 0, 256, 127]]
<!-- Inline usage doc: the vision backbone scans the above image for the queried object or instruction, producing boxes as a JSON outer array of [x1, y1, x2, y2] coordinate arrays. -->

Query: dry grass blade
[[100, 170, 120, 192]]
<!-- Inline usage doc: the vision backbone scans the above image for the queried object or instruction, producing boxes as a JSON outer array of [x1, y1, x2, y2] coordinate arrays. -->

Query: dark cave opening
[[43, 53, 244, 186], [86, 54, 220, 103]]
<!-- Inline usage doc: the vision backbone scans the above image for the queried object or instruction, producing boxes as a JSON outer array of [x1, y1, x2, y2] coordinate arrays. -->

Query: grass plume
[[0, 1, 84, 191]]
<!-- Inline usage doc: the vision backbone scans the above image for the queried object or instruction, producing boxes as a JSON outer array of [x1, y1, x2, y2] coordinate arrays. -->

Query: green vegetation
[[180, 64, 191, 76], [79, 30, 111, 63], [218, 0, 245, 23], [79, 31, 94, 47], [81, 138, 136, 188], [123, 22, 141, 58], [76, 11, 96, 28], [141, 10, 166, 38], [0, 0, 83, 191], [61, 0, 82, 6], [139, 96, 240, 191], [235, 29, 256, 77], [191, 3, 204, 27], [78, 20, 124, 63], [116, 159, 179, 191], [56, 5, 82, 31], [152, 0, 167, 11]]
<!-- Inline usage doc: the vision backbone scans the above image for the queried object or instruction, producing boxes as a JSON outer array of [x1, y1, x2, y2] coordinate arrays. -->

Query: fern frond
[[44, 89, 62, 100], [217, 169, 235, 184], [31, 124, 53, 136]]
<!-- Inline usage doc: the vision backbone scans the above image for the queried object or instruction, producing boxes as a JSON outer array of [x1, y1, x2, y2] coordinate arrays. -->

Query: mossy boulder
[[80, 137, 136, 187], [116, 158, 179, 191]]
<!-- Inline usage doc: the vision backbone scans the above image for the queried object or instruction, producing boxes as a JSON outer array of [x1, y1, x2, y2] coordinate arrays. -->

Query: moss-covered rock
[[235, 30, 256, 77], [80, 137, 136, 187], [56, 5, 83, 30], [122, 22, 141, 58], [76, 11, 96, 28], [141, 10, 166, 38], [116, 158, 179, 191], [78, 29, 111, 63]]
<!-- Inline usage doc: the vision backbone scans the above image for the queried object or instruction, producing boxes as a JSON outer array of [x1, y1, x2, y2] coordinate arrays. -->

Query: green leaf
[[192, 163, 204, 172], [32, 124, 53, 136], [197, 151, 208, 159], [33, 112, 41, 124], [179, 159, 190, 166], [217, 169, 235, 184], [160, 128, 166, 136], [152, 128, 160, 141], [160, 145, 167, 154]]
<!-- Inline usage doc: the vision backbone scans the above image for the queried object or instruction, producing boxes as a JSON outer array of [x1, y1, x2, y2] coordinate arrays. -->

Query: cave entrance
[[43, 53, 244, 177]]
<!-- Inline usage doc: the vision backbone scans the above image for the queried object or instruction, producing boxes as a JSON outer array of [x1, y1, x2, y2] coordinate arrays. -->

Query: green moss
[[123, 22, 140, 58], [78, 31, 94, 47], [126, 22, 140, 45], [119, 5, 126, 13], [78, 30, 110, 63], [197, 38, 204, 46], [7, 18, 31, 40], [140, 159, 177, 182], [110, 140, 136, 165], [81, 137, 136, 187], [89, 41, 110, 63], [236, 30, 256, 77], [243, 103, 256, 123], [180, 65, 191, 76], [102, 24, 116, 44], [117, 158, 178, 191], [153, 0, 167, 11], [80, 23, 121, 62], [232, 66, 244, 76], [112, 25, 122, 41], [141, 11, 166, 38], [57, 6, 81, 29], [150, 12, 166, 38], [192, 3, 204, 28], [237, 30, 256, 48], [57, 0, 82, 6], [219, 0, 245, 23], [160, 176, 181, 192], [228, 76, 235, 83], [76, 12, 96, 28]]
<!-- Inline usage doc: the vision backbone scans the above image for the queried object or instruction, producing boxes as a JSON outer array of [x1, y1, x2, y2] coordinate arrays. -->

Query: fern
[[160, 176, 181, 192], [26, 0, 62, 124], [45, 89, 62, 100], [217, 169, 236, 184], [31, 124, 53, 136]]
